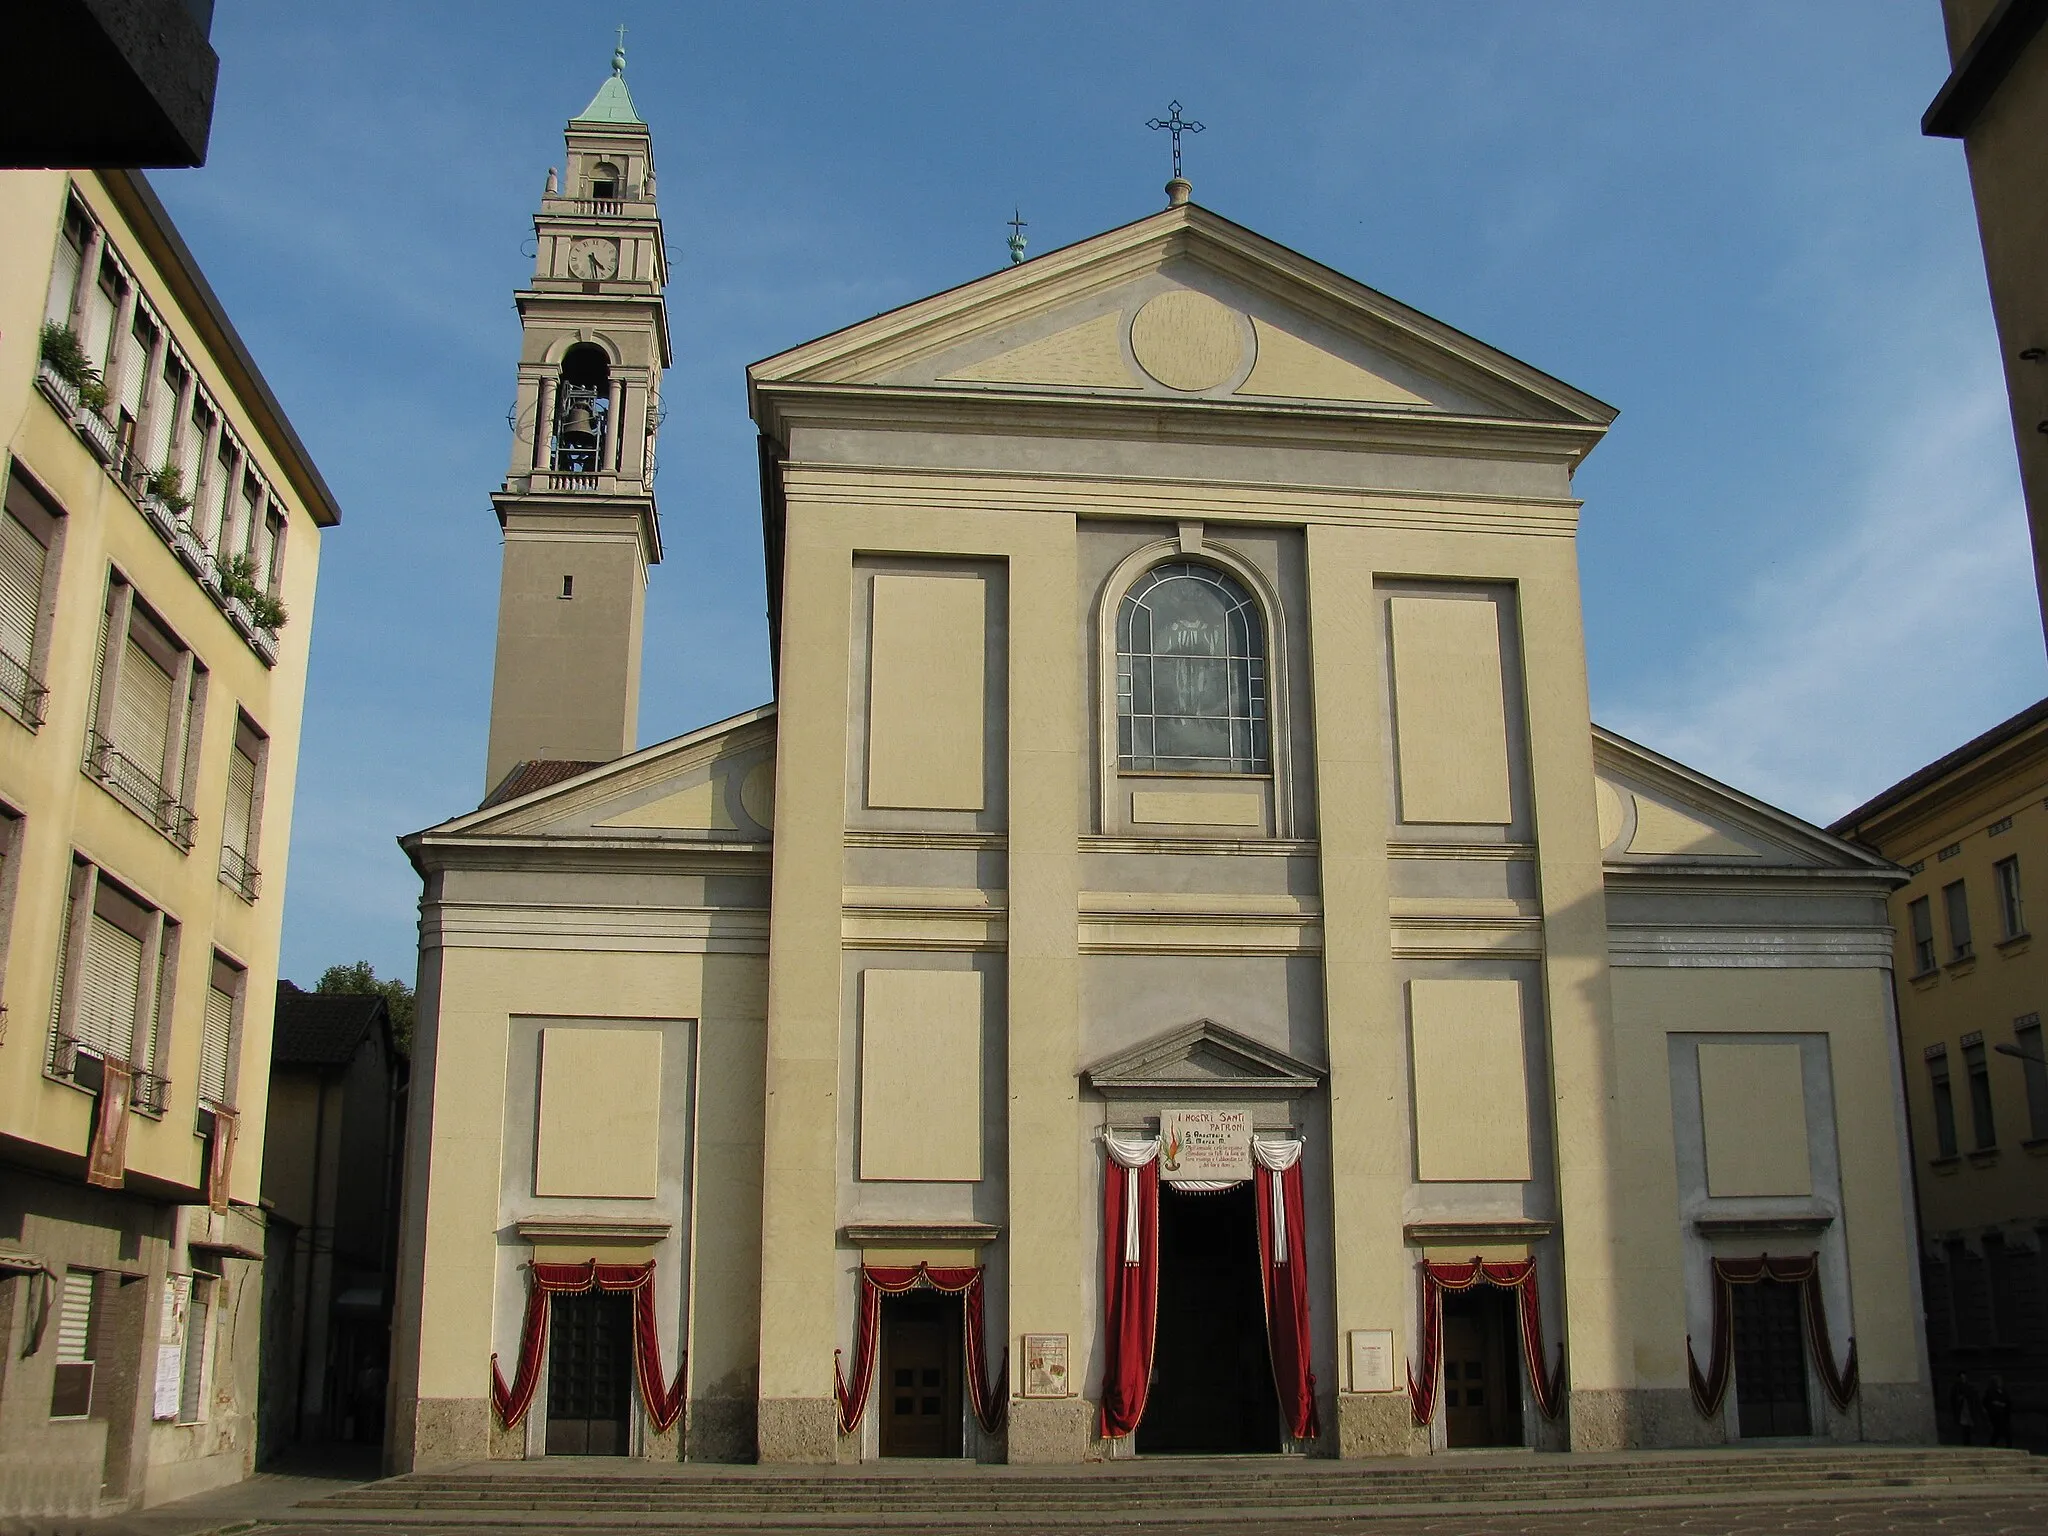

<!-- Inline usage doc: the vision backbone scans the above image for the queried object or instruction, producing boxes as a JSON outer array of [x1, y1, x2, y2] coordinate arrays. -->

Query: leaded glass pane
[[1114, 563, 1269, 773]]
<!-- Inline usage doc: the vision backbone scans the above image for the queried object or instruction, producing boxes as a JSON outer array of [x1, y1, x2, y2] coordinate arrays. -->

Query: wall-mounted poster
[[1159, 1108, 1252, 1182], [1023, 1333, 1069, 1397], [1349, 1328, 1396, 1393]]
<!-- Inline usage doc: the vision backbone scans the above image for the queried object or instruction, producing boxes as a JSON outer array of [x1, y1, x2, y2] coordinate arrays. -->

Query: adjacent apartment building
[[1832, 701, 2048, 1450], [0, 169, 336, 1515]]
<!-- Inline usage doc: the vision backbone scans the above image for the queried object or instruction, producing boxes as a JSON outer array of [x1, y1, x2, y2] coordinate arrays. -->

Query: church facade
[[389, 64, 1933, 1469]]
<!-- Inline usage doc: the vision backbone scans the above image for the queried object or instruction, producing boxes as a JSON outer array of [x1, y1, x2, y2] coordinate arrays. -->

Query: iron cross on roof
[[1147, 101, 1204, 180]]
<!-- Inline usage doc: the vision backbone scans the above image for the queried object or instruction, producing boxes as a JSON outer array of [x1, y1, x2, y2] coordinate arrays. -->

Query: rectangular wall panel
[[1698, 1041, 1811, 1197], [866, 573, 986, 810], [1130, 790, 1263, 827], [1388, 595, 1513, 824], [859, 968, 982, 1181], [1409, 977, 1531, 1181], [535, 1027, 662, 1197]]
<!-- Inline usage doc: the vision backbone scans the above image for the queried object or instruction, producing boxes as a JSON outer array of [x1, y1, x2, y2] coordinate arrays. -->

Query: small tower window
[[552, 344, 611, 474], [589, 161, 620, 201]]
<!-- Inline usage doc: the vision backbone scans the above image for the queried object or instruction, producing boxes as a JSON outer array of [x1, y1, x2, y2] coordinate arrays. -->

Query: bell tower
[[484, 38, 668, 794]]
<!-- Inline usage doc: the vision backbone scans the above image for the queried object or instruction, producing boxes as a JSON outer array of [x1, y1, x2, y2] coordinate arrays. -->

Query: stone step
[[298, 1447, 2044, 1523]]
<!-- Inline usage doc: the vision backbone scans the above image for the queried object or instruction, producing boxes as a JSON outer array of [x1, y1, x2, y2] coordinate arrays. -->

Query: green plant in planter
[[145, 463, 192, 513], [38, 321, 94, 385], [250, 592, 288, 632], [216, 553, 261, 605], [77, 376, 109, 412]]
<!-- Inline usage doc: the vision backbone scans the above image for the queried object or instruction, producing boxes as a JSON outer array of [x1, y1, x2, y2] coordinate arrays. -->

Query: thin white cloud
[[1604, 375, 2041, 825]]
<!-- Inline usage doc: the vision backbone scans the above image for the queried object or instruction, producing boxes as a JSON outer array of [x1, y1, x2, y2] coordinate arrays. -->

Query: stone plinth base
[[757, 1397, 837, 1463], [1007, 1396, 1092, 1462], [1856, 1381, 1937, 1443], [1567, 1387, 1713, 1450], [686, 1397, 757, 1462], [1338, 1393, 1427, 1457], [394, 1396, 491, 1472]]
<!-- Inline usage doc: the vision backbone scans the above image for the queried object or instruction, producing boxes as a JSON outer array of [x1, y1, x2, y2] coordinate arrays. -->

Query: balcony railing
[[132, 1069, 169, 1115], [83, 729, 197, 850], [219, 842, 261, 902], [0, 645, 48, 731]]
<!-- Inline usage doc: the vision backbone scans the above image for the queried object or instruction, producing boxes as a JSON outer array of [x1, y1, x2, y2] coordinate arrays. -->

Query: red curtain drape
[[1253, 1160, 1318, 1440], [1098, 1155, 1160, 1439], [1406, 1257, 1565, 1427], [489, 1260, 688, 1433], [831, 1263, 1008, 1436], [1685, 1252, 1858, 1417]]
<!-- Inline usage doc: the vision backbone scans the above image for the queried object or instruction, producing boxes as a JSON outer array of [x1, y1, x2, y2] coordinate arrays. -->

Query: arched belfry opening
[[553, 343, 611, 473]]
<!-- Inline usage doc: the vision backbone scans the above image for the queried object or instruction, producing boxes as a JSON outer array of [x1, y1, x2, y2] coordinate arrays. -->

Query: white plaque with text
[[1349, 1328, 1396, 1393], [1159, 1108, 1252, 1183], [1023, 1333, 1070, 1397]]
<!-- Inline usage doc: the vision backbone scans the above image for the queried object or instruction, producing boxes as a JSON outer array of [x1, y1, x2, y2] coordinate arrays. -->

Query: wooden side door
[[1733, 1280, 1812, 1438], [879, 1292, 961, 1457], [545, 1290, 633, 1455], [1442, 1287, 1522, 1448]]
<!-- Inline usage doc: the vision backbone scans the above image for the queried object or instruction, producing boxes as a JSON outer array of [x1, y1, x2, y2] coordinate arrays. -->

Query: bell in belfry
[[559, 398, 597, 439]]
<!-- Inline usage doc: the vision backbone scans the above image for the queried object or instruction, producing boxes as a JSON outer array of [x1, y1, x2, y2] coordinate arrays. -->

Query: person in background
[[1950, 1372, 1978, 1445], [1982, 1375, 2012, 1449]]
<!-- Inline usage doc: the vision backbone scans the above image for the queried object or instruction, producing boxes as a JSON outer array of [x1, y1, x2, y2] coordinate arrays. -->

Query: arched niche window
[[589, 161, 621, 201], [1116, 562, 1269, 774], [552, 343, 611, 473]]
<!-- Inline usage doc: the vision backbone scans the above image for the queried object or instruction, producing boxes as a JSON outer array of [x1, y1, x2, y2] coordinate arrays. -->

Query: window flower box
[[173, 520, 211, 576], [250, 627, 279, 667], [74, 407, 118, 464], [36, 358, 80, 415], [138, 493, 180, 542], [224, 594, 258, 639]]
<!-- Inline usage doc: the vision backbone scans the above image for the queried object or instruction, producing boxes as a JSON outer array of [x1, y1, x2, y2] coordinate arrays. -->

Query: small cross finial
[[1147, 100, 1204, 181], [612, 22, 627, 75], [1007, 209, 1028, 266]]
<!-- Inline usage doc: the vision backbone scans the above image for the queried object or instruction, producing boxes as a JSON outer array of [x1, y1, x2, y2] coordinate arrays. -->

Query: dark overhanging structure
[[1, 0, 219, 169]]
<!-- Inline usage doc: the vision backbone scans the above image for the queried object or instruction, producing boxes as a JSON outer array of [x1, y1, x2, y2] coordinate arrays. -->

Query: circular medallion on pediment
[[1129, 290, 1245, 392]]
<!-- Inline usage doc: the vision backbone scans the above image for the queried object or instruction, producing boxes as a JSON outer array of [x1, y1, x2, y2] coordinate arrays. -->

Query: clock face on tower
[[567, 236, 619, 281]]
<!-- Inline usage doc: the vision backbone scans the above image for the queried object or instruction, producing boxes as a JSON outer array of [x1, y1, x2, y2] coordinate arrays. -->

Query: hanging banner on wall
[[1159, 1108, 1251, 1183]]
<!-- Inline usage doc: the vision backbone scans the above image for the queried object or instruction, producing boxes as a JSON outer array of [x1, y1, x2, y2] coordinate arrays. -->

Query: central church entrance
[[1138, 1183, 1281, 1454]]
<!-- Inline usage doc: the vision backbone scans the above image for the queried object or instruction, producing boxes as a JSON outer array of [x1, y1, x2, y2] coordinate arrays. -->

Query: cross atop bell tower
[[484, 42, 670, 796]]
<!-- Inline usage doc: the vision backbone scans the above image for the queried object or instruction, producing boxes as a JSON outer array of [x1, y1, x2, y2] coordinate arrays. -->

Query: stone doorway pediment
[[1082, 1019, 1322, 1101]]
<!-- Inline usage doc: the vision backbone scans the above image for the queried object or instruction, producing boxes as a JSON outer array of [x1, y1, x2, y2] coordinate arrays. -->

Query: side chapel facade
[[390, 63, 1934, 1469]]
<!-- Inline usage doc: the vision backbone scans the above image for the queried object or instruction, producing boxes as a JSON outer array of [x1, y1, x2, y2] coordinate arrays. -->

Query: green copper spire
[[573, 25, 643, 125]]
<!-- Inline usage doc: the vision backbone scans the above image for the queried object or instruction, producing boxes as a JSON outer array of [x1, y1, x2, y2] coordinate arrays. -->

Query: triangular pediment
[[750, 203, 1616, 433], [1084, 1019, 1323, 1100], [1593, 726, 1895, 873], [414, 705, 777, 847]]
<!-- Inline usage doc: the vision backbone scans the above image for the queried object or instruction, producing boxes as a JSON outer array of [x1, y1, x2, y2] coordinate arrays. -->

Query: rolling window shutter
[[85, 280, 115, 371], [44, 235, 81, 330], [199, 986, 233, 1107], [76, 913, 142, 1061], [145, 371, 175, 469], [137, 935, 170, 1080], [224, 748, 256, 859], [58, 1270, 94, 1363], [178, 1285, 208, 1421], [112, 638, 172, 780], [0, 513, 46, 669], [118, 324, 147, 420]]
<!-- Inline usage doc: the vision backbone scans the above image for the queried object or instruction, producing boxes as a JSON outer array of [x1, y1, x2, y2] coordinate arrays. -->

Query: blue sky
[[147, 3, 2041, 987]]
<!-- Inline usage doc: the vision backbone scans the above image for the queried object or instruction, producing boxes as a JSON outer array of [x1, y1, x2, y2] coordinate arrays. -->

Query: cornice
[[756, 380, 1606, 468]]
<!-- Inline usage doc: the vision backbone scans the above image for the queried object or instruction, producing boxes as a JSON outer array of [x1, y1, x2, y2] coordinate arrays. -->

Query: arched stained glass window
[[1116, 562, 1269, 773]]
